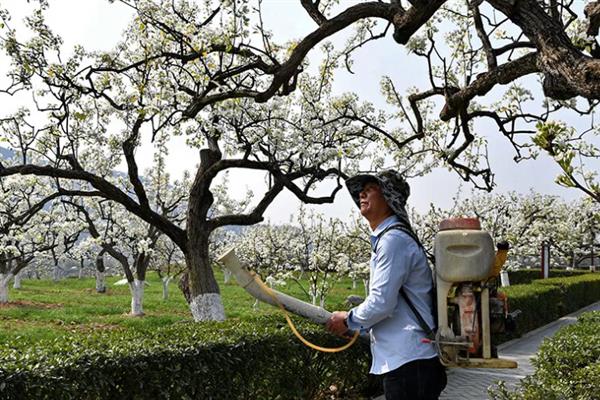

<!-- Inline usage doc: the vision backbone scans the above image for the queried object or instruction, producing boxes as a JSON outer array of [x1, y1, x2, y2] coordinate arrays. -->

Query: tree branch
[[300, 0, 327, 25], [0, 164, 187, 250], [210, 182, 284, 228], [440, 52, 539, 121]]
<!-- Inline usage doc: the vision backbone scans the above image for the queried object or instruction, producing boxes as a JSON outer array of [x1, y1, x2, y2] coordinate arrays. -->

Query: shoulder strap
[[375, 224, 436, 337], [400, 288, 435, 338], [373, 223, 419, 253]]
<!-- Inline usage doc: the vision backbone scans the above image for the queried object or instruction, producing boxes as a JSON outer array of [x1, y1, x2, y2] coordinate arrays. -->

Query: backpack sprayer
[[431, 217, 517, 368], [217, 217, 518, 368]]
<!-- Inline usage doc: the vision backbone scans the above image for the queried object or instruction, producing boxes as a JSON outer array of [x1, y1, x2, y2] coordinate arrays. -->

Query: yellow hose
[[252, 272, 360, 353]]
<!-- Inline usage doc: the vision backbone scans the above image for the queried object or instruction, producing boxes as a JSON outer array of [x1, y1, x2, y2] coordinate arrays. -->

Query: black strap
[[374, 224, 435, 337], [400, 288, 435, 338], [373, 224, 422, 253]]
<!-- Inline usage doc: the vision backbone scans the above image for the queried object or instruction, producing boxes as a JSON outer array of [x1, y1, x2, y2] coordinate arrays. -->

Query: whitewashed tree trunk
[[223, 268, 232, 284], [0, 273, 14, 303], [78, 267, 84, 279], [95, 270, 106, 293], [186, 248, 225, 322], [161, 276, 172, 300], [189, 293, 225, 321], [129, 279, 145, 316], [13, 272, 22, 289], [500, 270, 510, 287], [352, 279, 357, 289], [363, 279, 369, 298], [53, 265, 61, 281]]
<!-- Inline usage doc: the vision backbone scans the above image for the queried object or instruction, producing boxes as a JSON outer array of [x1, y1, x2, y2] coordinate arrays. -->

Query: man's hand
[[326, 311, 349, 337]]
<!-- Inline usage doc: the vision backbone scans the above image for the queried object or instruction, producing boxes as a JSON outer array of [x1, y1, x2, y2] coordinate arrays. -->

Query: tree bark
[[185, 236, 225, 321], [178, 272, 192, 303], [185, 145, 226, 321], [487, 0, 600, 100], [96, 252, 106, 293]]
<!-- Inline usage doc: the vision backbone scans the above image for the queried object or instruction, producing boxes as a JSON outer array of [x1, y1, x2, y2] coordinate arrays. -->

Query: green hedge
[[2, 273, 599, 399], [499, 273, 600, 341], [507, 269, 587, 285], [0, 317, 377, 400], [490, 311, 600, 400]]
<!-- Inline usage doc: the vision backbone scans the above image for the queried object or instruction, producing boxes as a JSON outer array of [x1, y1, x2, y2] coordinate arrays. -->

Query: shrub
[[489, 311, 600, 400], [2, 274, 599, 399], [0, 317, 376, 400], [507, 269, 587, 286], [499, 273, 600, 341]]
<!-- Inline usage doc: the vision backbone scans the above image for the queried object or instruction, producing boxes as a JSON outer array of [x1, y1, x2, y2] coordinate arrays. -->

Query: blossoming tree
[[2, 0, 600, 320]]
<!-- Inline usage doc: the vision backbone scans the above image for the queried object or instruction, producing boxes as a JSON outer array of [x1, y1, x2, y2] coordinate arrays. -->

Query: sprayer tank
[[434, 219, 495, 282]]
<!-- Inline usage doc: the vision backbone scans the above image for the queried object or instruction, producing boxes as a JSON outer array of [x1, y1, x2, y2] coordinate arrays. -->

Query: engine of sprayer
[[433, 218, 517, 368]]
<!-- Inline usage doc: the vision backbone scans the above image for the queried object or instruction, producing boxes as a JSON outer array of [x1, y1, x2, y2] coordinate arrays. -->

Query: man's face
[[359, 181, 391, 220]]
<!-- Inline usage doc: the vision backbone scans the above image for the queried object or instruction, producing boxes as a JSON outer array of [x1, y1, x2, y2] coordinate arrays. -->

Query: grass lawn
[[0, 269, 365, 344]]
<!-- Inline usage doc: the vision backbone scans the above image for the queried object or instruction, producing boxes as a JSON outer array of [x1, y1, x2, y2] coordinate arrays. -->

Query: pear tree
[[3, 0, 600, 321]]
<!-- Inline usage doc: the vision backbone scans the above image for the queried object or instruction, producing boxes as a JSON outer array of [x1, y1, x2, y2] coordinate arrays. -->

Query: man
[[326, 170, 446, 400]]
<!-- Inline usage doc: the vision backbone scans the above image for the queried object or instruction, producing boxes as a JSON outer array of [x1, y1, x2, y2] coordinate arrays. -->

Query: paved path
[[374, 301, 600, 400]]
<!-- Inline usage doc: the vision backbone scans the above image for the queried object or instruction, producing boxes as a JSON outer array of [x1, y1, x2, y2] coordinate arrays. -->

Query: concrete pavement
[[373, 300, 600, 400]]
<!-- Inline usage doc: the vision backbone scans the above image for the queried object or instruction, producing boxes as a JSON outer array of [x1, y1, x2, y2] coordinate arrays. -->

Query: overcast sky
[[0, 0, 589, 224]]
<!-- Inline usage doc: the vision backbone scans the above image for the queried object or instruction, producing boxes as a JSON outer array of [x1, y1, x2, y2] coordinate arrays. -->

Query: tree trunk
[[363, 279, 369, 298], [53, 264, 61, 281], [500, 270, 510, 287], [129, 279, 145, 316], [185, 234, 225, 321], [162, 276, 171, 300], [13, 271, 22, 289], [567, 250, 575, 271], [95, 270, 106, 293], [0, 273, 13, 303], [96, 251, 106, 293], [178, 272, 192, 303], [185, 145, 226, 321], [223, 268, 232, 284], [79, 258, 85, 279]]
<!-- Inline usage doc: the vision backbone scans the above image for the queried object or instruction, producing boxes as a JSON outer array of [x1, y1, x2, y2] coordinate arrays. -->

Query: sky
[[0, 0, 590, 224]]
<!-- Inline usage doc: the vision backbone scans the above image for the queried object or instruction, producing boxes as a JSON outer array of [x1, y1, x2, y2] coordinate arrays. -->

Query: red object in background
[[439, 218, 481, 231]]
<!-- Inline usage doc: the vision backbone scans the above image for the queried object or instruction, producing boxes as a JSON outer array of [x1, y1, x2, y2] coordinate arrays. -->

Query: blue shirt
[[347, 215, 437, 375]]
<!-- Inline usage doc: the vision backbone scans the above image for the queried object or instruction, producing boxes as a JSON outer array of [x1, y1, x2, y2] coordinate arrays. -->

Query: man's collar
[[370, 214, 399, 237]]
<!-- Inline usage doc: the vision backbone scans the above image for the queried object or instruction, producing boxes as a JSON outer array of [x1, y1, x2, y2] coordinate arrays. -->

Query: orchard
[[0, 0, 599, 398]]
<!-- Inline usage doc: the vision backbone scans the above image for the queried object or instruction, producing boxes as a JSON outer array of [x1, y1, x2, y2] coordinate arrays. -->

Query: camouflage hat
[[346, 169, 424, 250], [345, 169, 411, 214]]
